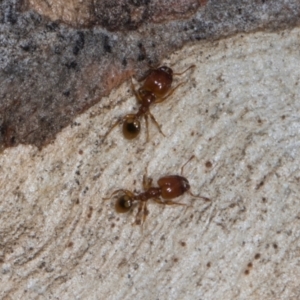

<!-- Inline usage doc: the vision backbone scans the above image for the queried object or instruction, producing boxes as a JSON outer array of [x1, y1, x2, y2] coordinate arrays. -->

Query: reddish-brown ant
[[104, 156, 210, 226], [103, 64, 195, 142]]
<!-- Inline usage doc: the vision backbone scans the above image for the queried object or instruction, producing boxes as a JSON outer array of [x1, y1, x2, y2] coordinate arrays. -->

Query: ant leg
[[144, 114, 150, 142], [179, 156, 210, 201], [181, 155, 195, 175], [135, 202, 149, 233], [134, 201, 146, 226], [142, 203, 149, 225], [148, 112, 166, 137], [131, 77, 143, 103], [143, 169, 153, 190], [102, 119, 122, 141], [154, 82, 184, 104], [173, 64, 195, 76], [153, 198, 188, 206], [187, 190, 210, 202], [103, 189, 134, 201]]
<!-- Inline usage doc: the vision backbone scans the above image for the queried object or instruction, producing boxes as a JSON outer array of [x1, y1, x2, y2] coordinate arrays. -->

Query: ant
[[104, 156, 210, 226], [103, 64, 195, 142]]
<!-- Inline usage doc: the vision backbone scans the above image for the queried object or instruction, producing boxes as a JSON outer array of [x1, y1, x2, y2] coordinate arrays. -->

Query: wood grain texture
[[1, 28, 300, 299]]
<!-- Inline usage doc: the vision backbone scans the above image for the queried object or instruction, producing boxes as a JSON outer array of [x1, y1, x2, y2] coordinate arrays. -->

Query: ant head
[[115, 194, 133, 213], [159, 66, 173, 77], [123, 116, 141, 139]]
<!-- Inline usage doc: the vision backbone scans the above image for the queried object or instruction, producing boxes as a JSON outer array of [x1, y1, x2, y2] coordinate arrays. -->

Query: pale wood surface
[[1, 28, 300, 299]]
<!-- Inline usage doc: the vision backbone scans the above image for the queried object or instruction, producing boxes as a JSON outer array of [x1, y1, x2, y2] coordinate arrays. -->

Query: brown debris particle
[[205, 161, 212, 168], [254, 253, 261, 259]]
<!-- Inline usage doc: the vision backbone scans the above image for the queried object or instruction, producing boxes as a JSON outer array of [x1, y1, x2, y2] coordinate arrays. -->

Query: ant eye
[[123, 118, 141, 139], [115, 195, 132, 213]]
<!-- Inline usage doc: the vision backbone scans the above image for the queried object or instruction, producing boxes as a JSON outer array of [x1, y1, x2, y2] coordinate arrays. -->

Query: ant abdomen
[[123, 115, 141, 139], [115, 195, 133, 213]]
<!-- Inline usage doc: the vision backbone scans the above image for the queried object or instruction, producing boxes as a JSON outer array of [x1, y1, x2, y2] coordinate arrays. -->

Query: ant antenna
[[181, 155, 195, 175], [173, 65, 196, 76], [181, 155, 211, 202]]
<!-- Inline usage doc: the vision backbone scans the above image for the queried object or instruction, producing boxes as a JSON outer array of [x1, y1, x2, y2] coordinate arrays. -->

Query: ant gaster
[[104, 156, 210, 226], [103, 64, 195, 141]]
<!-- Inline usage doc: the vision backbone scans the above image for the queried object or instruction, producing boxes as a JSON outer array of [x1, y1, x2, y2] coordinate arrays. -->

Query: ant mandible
[[104, 156, 210, 226], [103, 64, 195, 142]]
